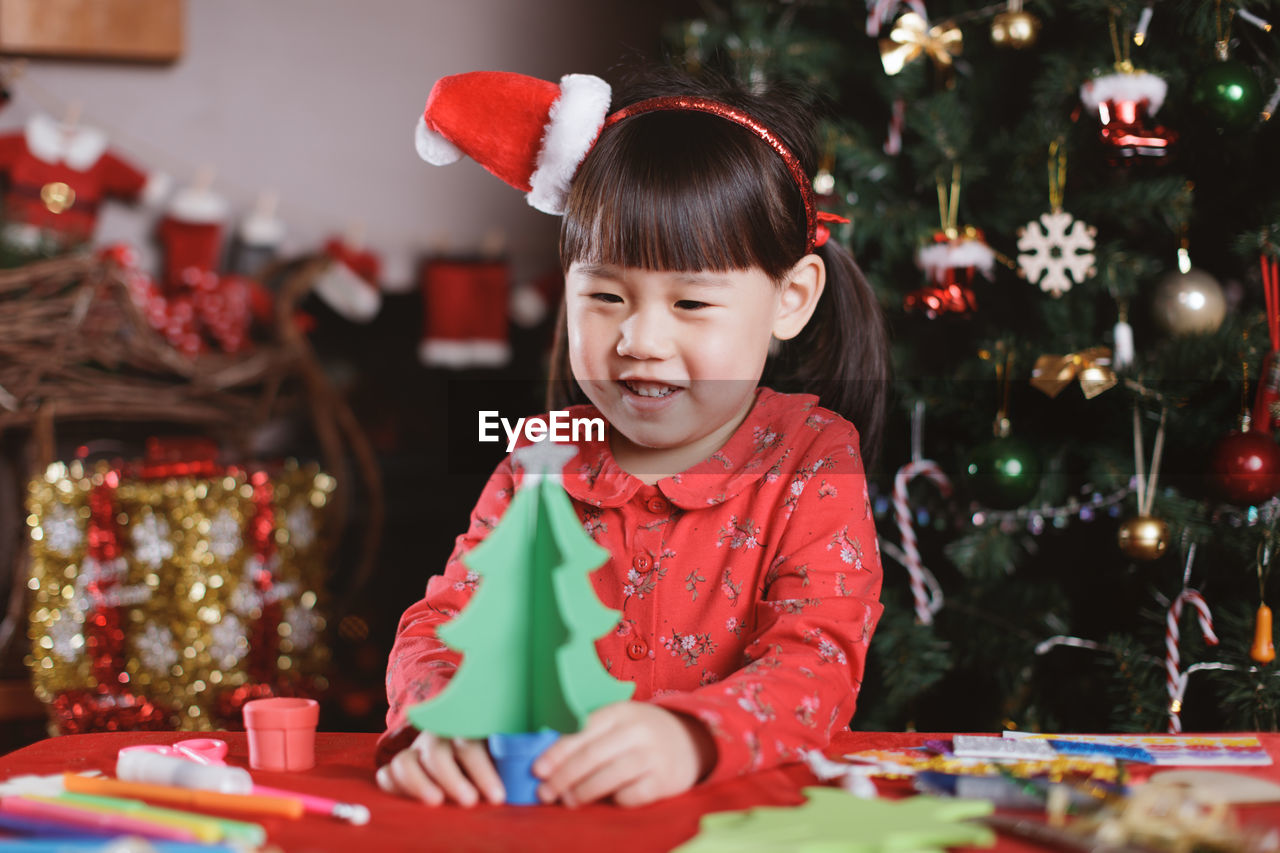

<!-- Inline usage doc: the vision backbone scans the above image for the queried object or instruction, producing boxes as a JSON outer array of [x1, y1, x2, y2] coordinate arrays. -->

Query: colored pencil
[[0, 796, 199, 841], [53, 791, 265, 846], [62, 772, 303, 819], [0, 810, 118, 839], [253, 784, 371, 825], [0, 842, 241, 853]]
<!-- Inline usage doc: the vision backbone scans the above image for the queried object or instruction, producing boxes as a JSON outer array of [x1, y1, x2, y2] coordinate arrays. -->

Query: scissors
[[118, 737, 229, 766]]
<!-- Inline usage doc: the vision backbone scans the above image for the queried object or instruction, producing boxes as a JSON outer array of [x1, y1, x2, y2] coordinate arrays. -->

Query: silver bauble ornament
[[1151, 268, 1226, 335]]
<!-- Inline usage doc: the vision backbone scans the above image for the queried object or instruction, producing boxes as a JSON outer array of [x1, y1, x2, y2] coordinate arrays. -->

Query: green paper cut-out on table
[[671, 788, 996, 853], [408, 442, 635, 738]]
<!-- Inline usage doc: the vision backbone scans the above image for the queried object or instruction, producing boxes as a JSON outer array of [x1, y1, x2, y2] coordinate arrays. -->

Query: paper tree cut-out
[[671, 788, 995, 853], [408, 442, 635, 737]]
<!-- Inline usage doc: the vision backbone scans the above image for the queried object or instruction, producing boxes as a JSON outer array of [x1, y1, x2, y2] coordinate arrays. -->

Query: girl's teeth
[[625, 381, 676, 398]]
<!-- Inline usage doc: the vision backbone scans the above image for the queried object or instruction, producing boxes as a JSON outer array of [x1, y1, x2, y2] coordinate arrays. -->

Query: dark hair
[[546, 68, 890, 465]]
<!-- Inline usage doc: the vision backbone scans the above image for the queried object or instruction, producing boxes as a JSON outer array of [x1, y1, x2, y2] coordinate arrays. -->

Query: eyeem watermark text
[[478, 410, 606, 452]]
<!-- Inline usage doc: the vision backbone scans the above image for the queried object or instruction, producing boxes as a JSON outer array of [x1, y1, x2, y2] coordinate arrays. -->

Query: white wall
[[7, 0, 665, 286]]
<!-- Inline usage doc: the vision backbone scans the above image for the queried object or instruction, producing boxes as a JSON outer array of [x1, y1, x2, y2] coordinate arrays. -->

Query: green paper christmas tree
[[672, 788, 995, 853], [408, 442, 635, 738]]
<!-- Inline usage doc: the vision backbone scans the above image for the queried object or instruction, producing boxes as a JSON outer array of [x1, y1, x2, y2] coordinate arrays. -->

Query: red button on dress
[[632, 553, 652, 573], [646, 496, 670, 514], [626, 640, 648, 660]]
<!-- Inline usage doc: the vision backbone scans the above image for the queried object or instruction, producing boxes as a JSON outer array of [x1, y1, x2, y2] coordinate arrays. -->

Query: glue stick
[[116, 750, 253, 795]]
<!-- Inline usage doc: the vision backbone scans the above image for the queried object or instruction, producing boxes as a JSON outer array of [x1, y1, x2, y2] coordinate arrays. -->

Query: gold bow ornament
[[880, 12, 963, 76], [1031, 347, 1118, 399]]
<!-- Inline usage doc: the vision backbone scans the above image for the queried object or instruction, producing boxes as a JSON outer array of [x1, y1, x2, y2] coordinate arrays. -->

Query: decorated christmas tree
[[666, 0, 1280, 733]]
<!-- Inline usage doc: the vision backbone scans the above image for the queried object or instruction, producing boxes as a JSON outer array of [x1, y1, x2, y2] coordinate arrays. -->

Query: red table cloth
[[2, 731, 1278, 852]]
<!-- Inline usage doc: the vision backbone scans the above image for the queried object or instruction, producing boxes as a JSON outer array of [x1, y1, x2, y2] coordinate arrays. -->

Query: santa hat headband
[[415, 71, 840, 254]]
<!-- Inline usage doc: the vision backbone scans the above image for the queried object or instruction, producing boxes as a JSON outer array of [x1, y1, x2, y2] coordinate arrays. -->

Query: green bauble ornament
[[1190, 58, 1264, 132], [964, 435, 1042, 509]]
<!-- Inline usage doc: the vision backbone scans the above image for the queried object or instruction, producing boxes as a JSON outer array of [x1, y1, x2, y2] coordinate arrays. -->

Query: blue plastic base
[[488, 729, 561, 806]]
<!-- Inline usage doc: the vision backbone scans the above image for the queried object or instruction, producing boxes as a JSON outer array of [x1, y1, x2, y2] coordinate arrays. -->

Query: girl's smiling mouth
[[617, 379, 685, 405]]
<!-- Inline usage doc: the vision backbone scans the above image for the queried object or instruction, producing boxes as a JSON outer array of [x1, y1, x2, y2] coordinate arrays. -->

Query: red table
[[2, 731, 1279, 852]]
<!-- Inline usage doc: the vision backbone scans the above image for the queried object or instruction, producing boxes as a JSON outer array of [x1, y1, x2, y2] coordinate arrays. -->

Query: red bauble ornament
[[1210, 426, 1280, 505]]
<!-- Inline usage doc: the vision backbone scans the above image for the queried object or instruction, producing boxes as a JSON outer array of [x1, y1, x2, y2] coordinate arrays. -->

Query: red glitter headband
[[602, 96, 846, 254]]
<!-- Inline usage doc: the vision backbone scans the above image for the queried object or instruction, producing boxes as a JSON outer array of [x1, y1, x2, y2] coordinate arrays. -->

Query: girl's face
[[565, 262, 808, 478]]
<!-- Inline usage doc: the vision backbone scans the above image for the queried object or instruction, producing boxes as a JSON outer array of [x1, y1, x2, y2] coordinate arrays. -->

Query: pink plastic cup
[[243, 697, 320, 771]]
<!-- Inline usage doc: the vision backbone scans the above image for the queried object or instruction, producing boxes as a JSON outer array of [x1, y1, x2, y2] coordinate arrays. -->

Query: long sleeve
[[375, 455, 516, 766], [650, 436, 884, 783]]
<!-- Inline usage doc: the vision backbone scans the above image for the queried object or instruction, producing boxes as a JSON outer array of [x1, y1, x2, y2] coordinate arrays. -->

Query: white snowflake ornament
[[135, 623, 180, 672], [210, 613, 248, 664], [283, 601, 320, 650], [286, 506, 316, 549], [1017, 209, 1097, 296], [207, 510, 242, 562], [131, 512, 175, 569], [42, 503, 84, 555]]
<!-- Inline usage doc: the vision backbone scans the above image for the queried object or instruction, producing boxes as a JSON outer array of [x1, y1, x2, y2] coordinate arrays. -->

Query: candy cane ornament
[[1165, 587, 1218, 733], [892, 458, 951, 624]]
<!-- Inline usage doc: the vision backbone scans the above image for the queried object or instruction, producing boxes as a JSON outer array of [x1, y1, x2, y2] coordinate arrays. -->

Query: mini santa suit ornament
[[1079, 68, 1178, 164], [311, 235, 382, 323], [904, 229, 993, 318], [0, 113, 168, 250]]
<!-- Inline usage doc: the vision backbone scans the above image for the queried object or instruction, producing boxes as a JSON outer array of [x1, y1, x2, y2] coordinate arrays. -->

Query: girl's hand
[[375, 729, 505, 807], [532, 702, 716, 808]]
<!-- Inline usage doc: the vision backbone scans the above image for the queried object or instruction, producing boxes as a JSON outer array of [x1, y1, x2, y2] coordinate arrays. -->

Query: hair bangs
[[560, 112, 804, 278]]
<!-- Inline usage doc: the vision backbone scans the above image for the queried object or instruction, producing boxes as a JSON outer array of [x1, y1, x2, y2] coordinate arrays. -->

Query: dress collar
[[546, 387, 818, 510], [25, 114, 109, 170]]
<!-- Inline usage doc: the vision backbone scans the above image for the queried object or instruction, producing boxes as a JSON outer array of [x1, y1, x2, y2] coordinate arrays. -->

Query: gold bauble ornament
[[1117, 515, 1170, 561], [991, 10, 1040, 49], [1151, 268, 1226, 336]]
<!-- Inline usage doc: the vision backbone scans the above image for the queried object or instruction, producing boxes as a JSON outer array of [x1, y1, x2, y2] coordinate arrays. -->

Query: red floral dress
[[379, 388, 884, 783]]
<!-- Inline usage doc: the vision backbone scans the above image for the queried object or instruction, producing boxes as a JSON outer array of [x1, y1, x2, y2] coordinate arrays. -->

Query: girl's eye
[[675, 300, 710, 311], [590, 293, 623, 304]]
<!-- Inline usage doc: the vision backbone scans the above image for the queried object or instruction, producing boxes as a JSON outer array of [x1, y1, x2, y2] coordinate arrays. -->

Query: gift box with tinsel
[[24, 455, 335, 733]]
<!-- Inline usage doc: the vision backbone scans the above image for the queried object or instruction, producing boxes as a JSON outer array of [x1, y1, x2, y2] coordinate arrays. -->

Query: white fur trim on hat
[[415, 115, 463, 165], [917, 238, 996, 279], [168, 186, 229, 224], [239, 211, 286, 247], [313, 258, 381, 323], [526, 74, 612, 215], [1080, 70, 1168, 113], [419, 338, 511, 369]]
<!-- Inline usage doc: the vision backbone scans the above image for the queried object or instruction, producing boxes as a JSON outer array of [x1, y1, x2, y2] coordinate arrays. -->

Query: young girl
[[377, 66, 889, 808]]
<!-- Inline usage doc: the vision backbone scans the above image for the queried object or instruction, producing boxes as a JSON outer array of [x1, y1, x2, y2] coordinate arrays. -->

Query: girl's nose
[[616, 309, 674, 360]]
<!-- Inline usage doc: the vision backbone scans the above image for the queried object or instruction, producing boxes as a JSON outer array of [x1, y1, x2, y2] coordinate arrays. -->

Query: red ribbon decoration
[[85, 473, 124, 689], [247, 469, 281, 685], [1253, 252, 1280, 433]]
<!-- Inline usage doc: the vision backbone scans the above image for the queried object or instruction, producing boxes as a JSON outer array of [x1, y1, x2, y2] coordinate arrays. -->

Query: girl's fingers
[[561, 749, 648, 807], [538, 726, 636, 804], [613, 773, 663, 808], [418, 738, 480, 807], [454, 738, 505, 804], [532, 706, 621, 779], [386, 749, 444, 806]]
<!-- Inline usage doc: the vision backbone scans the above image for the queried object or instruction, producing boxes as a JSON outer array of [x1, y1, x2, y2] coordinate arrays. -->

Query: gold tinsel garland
[[25, 458, 334, 732]]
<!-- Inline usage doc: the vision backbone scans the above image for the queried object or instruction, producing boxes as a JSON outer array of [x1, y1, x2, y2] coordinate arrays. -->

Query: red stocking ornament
[[419, 258, 512, 368], [312, 237, 382, 323]]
